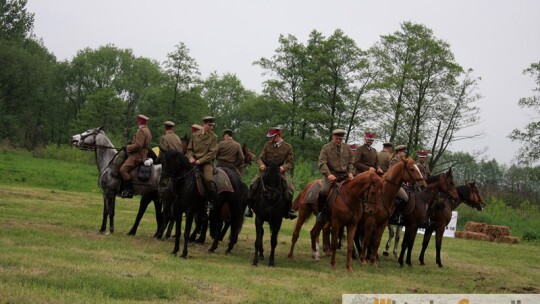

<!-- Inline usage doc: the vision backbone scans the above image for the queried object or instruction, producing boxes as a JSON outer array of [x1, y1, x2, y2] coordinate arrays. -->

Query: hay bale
[[484, 224, 511, 238], [494, 235, 520, 244], [464, 221, 487, 233], [455, 231, 491, 242]]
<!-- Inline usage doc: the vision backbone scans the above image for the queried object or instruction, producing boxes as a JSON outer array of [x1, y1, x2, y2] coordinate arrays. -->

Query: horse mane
[[456, 184, 469, 201], [426, 173, 442, 184]]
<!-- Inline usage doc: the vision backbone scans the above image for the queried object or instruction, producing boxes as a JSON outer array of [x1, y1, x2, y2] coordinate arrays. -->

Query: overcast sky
[[26, 0, 540, 165]]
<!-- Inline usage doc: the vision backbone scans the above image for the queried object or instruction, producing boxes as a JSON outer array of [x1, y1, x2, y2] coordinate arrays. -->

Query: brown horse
[[309, 171, 382, 271], [395, 169, 459, 267], [418, 181, 485, 267], [355, 158, 427, 266], [287, 179, 333, 261]]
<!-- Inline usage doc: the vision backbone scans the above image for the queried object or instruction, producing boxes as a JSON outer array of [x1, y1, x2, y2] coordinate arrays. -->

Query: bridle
[[76, 129, 116, 151], [384, 159, 424, 187]]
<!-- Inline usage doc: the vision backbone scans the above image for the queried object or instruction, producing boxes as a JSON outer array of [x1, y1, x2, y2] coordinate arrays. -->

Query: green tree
[[0, 0, 34, 40], [509, 61, 540, 164]]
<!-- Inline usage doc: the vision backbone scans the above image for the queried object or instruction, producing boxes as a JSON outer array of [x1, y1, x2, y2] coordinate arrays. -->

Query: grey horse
[[71, 126, 163, 236]]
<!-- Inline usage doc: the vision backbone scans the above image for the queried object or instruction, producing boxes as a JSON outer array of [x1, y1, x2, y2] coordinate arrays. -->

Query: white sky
[[26, 0, 540, 165]]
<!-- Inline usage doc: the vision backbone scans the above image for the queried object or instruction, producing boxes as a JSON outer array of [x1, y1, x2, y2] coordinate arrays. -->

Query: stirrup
[[287, 210, 297, 220], [120, 190, 133, 199], [244, 208, 253, 218]]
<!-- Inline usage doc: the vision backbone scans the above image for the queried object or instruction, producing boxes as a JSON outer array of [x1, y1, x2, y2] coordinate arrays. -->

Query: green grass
[[1, 150, 539, 303]]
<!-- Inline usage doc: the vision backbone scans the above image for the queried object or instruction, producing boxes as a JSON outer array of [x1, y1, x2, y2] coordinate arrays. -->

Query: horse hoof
[[347, 268, 353, 273], [382, 251, 389, 257], [438, 264, 444, 268], [208, 249, 216, 253], [181, 254, 188, 259], [105, 231, 111, 236], [127, 232, 135, 236]]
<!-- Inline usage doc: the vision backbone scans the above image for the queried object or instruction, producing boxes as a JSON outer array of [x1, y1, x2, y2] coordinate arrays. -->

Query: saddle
[[194, 167, 234, 196], [323, 180, 346, 210]]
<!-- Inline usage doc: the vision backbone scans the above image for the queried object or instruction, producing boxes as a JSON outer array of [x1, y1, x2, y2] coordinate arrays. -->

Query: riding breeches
[[320, 175, 334, 197], [397, 187, 409, 202], [200, 163, 214, 191], [119, 156, 142, 180]]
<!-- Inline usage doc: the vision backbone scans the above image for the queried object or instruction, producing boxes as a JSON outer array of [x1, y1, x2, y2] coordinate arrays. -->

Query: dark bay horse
[[251, 160, 290, 267], [71, 127, 163, 236], [355, 158, 427, 266], [418, 181, 485, 267], [395, 169, 459, 267], [310, 172, 383, 271]]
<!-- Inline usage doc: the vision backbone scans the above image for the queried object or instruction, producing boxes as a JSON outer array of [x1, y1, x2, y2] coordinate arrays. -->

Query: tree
[[0, 0, 34, 40], [509, 61, 540, 164]]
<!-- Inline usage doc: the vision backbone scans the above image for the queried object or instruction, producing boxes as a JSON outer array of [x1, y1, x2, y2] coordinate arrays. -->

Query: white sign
[[415, 211, 458, 238]]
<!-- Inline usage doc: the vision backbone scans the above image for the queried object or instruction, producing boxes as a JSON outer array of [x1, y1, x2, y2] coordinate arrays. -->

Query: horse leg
[[359, 220, 374, 265], [165, 220, 174, 239], [310, 220, 324, 261], [196, 213, 208, 244], [330, 220, 340, 271], [108, 197, 116, 234], [268, 218, 283, 267], [383, 224, 395, 256], [393, 225, 402, 257], [220, 222, 230, 242], [346, 224, 357, 272], [100, 194, 110, 233], [252, 217, 264, 266], [226, 215, 239, 254], [181, 211, 195, 259], [435, 226, 445, 267], [288, 205, 309, 260], [322, 222, 331, 255], [406, 229, 418, 266], [172, 212, 183, 255], [152, 193, 163, 239], [369, 224, 386, 266], [127, 194, 151, 236], [419, 227, 434, 266]]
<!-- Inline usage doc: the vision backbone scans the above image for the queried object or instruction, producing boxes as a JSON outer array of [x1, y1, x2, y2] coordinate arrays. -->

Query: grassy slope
[[0, 150, 539, 303]]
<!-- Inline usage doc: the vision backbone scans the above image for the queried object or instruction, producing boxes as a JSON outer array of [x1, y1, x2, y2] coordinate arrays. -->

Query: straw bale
[[455, 231, 491, 242], [484, 224, 511, 238], [464, 221, 487, 233], [494, 235, 520, 244]]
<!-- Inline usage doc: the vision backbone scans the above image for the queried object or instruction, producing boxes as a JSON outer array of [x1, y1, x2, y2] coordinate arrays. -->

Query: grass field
[[1, 149, 539, 303]]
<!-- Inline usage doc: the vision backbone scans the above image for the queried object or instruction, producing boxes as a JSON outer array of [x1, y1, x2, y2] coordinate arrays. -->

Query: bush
[[522, 231, 540, 242]]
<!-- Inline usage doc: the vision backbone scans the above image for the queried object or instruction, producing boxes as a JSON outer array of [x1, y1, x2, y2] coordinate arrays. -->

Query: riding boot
[[316, 193, 327, 222], [121, 179, 134, 198], [287, 209, 297, 220], [244, 187, 255, 218]]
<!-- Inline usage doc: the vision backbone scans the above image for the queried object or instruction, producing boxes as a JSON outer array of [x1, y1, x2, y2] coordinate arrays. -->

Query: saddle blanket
[[195, 167, 234, 196]]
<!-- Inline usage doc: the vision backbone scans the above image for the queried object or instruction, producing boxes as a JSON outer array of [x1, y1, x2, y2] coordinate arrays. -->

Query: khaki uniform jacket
[[378, 150, 391, 173], [353, 144, 378, 174], [318, 142, 354, 178], [417, 162, 431, 179], [187, 130, 218, 165], [217, 138, 245, 170], [388, 154, 405, 169], [157, 130, 183, 162], [257, 141, 294, 172], [126, 125, 152, 162]]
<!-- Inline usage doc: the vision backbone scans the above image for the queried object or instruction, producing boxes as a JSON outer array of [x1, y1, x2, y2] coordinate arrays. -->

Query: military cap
[[395, 145, 408, 152], [191, 124, 202, 133], [137, 114, 149, 124], [364, 132, 376, 140], [349, 143, 358, 151], [383, 142, 393, 147], [417, 150, 429, 157], [202, 116, 216, 125], [163, 121, 175, 127], [332, 129, 346, 138], [223, 129, 234, 136], [266, 126, 282, 138]]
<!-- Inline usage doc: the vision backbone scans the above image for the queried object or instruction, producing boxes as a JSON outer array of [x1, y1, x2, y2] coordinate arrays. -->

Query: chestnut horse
[[418, 181, 485, 267], [309, 171, 383, 271], [395, 169, 459, 267], [355, 158, 427, 266], [287, 179, 332, 260]]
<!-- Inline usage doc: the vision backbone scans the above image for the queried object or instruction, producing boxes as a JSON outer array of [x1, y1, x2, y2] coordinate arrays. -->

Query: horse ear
[[98, 126, 104, 131]]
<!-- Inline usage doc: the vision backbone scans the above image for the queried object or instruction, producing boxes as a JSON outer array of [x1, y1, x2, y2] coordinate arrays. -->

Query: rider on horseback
[[378, 142, 393, 173], [389, 144, 409, 208], [245, 126, 297, 220], [216, 129, 245, 177], [316, 129, 354, 222], [187, 116, 218, 211], [156, 121, 183, 164], [120, 114, 152, 198], [353, 131, 384, 176], [416, 149, 431, 179]]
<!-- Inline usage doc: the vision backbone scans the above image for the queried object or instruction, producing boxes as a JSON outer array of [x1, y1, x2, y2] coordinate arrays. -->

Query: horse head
[[425, 168, 459, 200], [461, 181, 485, 211], [162, 149, 193, 179], [70, 126, 108, 151], [242, 143, 256, 166], [261, 159, 283, 189], [387, 158, 426, 187]]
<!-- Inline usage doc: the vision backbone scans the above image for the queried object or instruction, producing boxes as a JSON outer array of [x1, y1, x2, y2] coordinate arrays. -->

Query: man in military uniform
[[120, 114, 152, 198], [416, 149, 431, 180], [316, 129, 354, 222], [378, 142, 393, 173], [156, 120, 183, 164], [388, 144, 409, 204], [245, 126, 297, 219], [216, 129, 245, 176], [353, 131, 383, 175], [187, 116, 218, 210]]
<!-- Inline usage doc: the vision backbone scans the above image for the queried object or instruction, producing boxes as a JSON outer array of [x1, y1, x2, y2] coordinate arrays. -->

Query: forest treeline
[[1, 0, 539, 205]]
